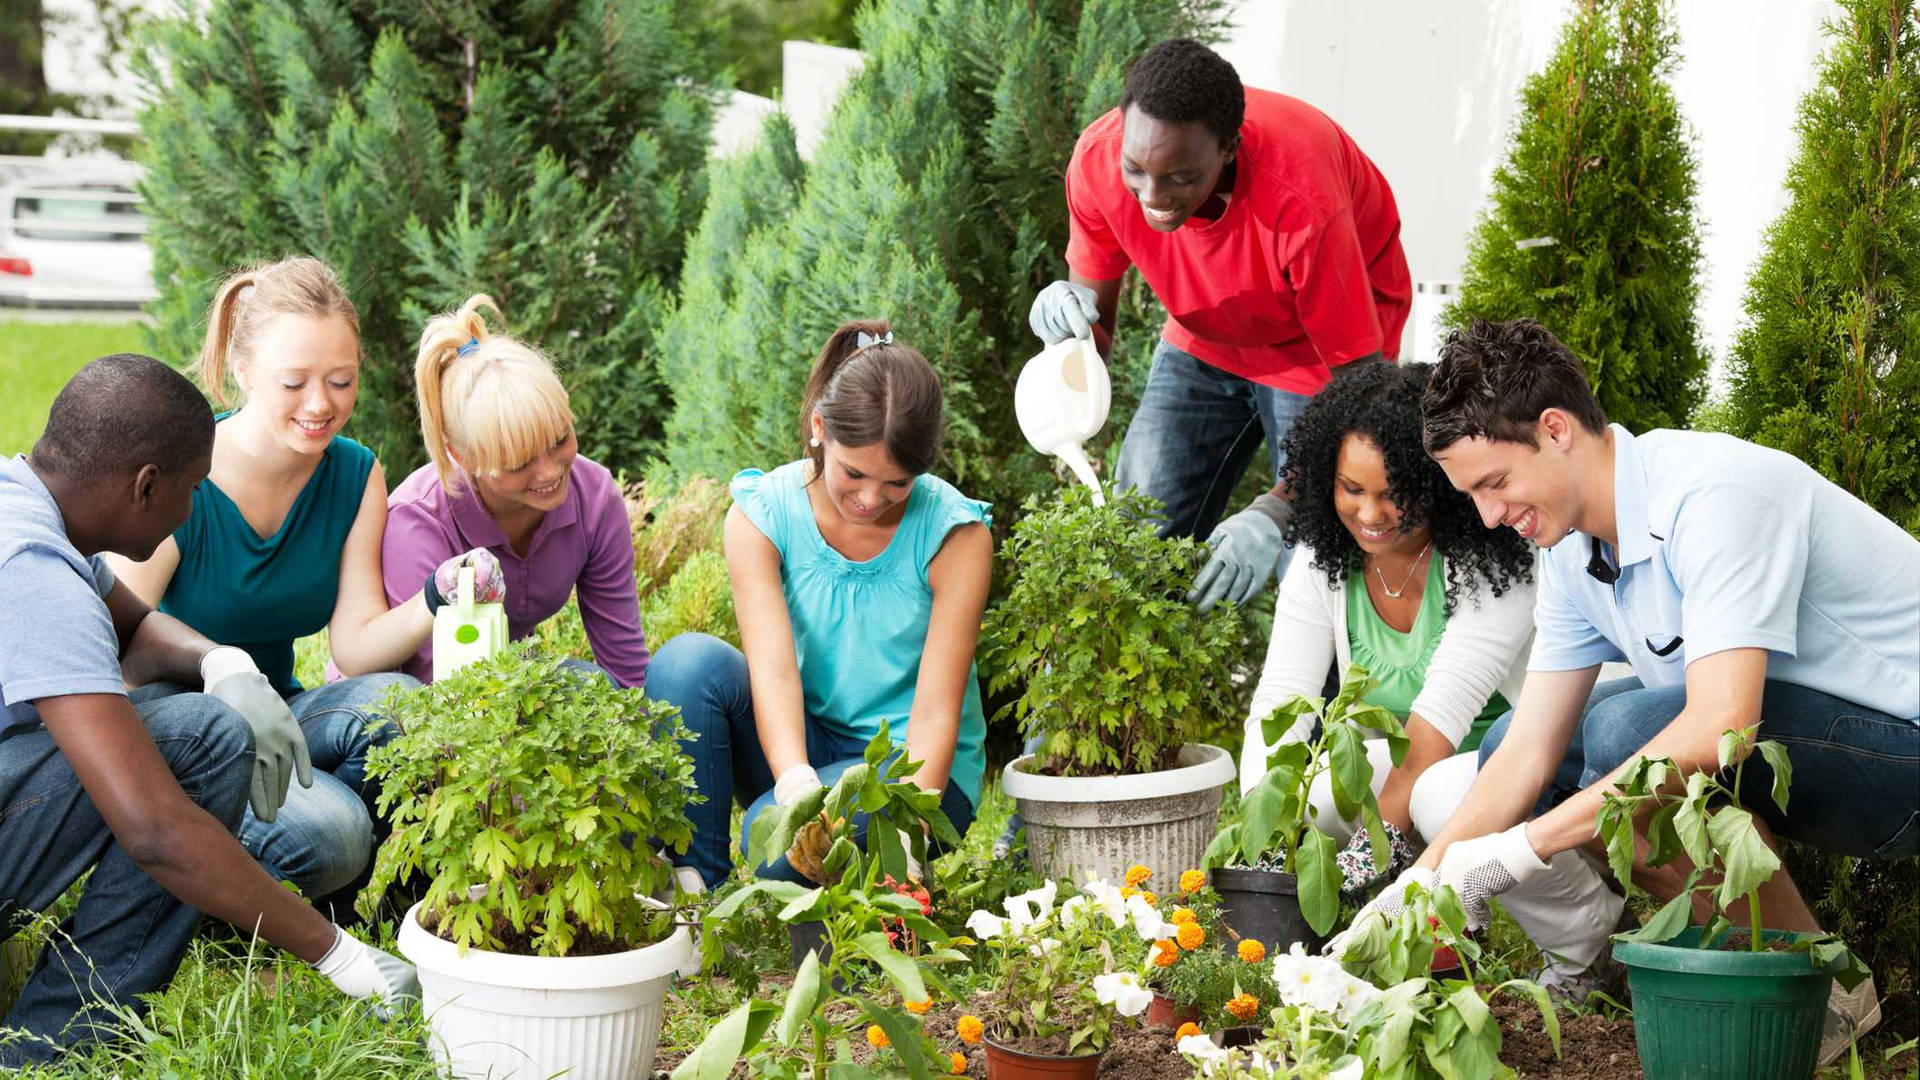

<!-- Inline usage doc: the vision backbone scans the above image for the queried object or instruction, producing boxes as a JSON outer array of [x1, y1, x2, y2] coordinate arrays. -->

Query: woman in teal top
[[1239, 361, 1537, 893], [646, 321, 993, 888], [112, 258, 486, 914]]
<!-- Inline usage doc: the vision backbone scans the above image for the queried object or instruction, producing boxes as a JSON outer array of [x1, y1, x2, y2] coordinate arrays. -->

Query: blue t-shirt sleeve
[[730, 468, 788, 558], [1526, 546, 1624, 672], [1667, 482, 1804, 662], [915, 482, 991, 585], [0, 545, 125, 709]]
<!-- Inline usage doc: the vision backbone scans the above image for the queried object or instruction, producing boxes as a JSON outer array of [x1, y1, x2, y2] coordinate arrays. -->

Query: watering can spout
[[1014, 337, 1112, 505], [1053, 444, 1105, 506]]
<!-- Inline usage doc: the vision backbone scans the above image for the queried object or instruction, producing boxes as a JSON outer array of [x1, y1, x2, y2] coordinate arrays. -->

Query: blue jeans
[[647, 633, 977, 888], [1114, 339, 1313, 543], [129, 672, 413, 918], [1479, 677, 1920, 859], [0, 688, 254, 1064]]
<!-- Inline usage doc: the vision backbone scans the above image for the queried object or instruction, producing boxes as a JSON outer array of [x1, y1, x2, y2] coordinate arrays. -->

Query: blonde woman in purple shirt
[[378, 294, 649, 688]]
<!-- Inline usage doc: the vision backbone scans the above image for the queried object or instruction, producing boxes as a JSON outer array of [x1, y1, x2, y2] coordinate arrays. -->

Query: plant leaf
[[1296, 828, 1341, 934], [1754, 739, 1793, 813], [1707, 806, 1781, 909], [672, 1000, 779, 1080], [777, 948, 824, 1046], [1619, 888, 1694, 944], [1325, 723, 1370, 822], [847, 931, 928, 1002], [1494, 979, 1560, 1057]]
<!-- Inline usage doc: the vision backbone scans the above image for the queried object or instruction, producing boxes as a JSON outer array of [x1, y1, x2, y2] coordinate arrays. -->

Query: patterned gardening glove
[[1337, 820, 1422, 895], [1435, 823, 1549, 931], [423, 548, 505, 613]]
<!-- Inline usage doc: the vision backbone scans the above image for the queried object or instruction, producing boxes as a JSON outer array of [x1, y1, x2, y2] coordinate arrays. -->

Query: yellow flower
[[1125, 864, 1153, 888], [1140, 890, 1158, 906], [1120, 886, 1139, 900], [905, 999, 932, 1015], [1176, 922, 1206, 951], [950, 1051, 968, 1075], [1171, 907, 1198, 926], [1179, 869, 1207, 895], [1175, 1022, 1201, 1039], [1237, 939, 1267, 963], [867, 1025, 890, 1049], [957, 1015, 984, 1045], [1226, 993, 1260, 1021], [1152, 939, 1180, 967]]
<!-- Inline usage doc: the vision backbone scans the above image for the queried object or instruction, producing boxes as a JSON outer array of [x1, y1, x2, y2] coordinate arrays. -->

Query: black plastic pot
[[1208, 867, 1327, 954], [788, 920, 832, 969]]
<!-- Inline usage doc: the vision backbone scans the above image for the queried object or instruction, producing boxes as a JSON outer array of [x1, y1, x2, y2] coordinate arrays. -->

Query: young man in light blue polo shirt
[[1340, 318, 1916, 1065], [0, 355, 416, 1065]]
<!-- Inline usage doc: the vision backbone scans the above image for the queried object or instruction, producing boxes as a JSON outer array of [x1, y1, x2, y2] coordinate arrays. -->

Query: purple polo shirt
[[381, 454, 649, 687]]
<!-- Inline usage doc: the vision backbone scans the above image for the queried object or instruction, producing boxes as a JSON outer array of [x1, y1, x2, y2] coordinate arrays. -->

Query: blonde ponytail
[[414, 293, 575, 495], [196, 257, 360, 406]]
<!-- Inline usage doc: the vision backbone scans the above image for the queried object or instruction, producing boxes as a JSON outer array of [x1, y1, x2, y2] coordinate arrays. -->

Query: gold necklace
[[1372, 540, 1432, 600]]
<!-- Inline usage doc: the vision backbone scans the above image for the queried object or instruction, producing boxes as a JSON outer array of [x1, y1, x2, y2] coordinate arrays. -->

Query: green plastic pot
[[1613, 926, 1832, 1080]]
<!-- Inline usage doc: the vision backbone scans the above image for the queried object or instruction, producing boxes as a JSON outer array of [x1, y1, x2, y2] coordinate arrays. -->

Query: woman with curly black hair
[[1239, 360, 1535, 892]]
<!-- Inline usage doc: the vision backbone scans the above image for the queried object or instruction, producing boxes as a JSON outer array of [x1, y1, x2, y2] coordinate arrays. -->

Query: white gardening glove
[[1435, 823, 1549, 931], [1028, 280, 1100, 345], [202, 646, 312, 823], [424, 547, 505, 612], [311, 925, 419, 1019], [1324, 866, 1436, 958], [776, 765, 839, 884], [773, 763, 824, 808]]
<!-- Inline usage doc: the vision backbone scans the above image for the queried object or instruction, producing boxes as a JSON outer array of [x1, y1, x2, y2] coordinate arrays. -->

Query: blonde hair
[[415, 294, 576, 496], [197, 256, 360, 407]]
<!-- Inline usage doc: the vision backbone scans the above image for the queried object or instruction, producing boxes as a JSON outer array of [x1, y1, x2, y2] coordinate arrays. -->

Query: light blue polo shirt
[[1529, 426, 1920, 722]]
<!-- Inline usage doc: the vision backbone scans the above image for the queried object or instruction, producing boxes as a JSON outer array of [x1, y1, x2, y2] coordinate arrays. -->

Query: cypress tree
[[657, 0, 1228, 513], [1443, 0, 1708, 433], [133, 1, 718, 472], [1725, 0, 1919, 530]]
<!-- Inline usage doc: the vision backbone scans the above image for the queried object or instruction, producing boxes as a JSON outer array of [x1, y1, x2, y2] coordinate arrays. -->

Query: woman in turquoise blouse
[[647, 321, 993, 889], [112, 258, 481, 914]]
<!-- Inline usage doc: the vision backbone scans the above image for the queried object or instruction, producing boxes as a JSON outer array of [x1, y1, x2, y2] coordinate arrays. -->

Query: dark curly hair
[[1279, 361, 1533, 613], [1120, 39, 1245, 145]]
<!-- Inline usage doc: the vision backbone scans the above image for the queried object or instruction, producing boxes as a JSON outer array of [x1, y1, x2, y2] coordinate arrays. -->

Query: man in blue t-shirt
[[0, 355, 416, 1065], [1341, 319, 1916, 1068]]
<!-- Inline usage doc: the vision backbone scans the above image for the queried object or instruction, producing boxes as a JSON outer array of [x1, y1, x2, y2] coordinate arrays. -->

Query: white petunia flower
[[966, 910, 1006, 940], [1271, 943, 1347, 1017], [1026, 937, 1062, 958], [1092, 971, 1152, 1017], [1058, 894, 1093, 927], [1081, 878, 1129, 928], [1176, 1033, 1228, 1065], [1005, 880, 1059, 930], [1327, 1058, 1364, 1080], [1124, 893, 1174, 942]]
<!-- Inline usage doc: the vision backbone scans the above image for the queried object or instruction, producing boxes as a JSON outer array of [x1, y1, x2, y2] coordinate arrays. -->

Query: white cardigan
[[1240, 544, 1536, 794]]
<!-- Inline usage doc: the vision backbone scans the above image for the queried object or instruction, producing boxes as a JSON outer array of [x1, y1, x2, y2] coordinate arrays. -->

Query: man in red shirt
[[1031, 38, 1410, 611]]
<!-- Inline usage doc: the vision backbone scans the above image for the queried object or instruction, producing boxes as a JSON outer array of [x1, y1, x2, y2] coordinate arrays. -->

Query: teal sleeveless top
[[1345, 552, 1508, 753], [730, 461, 992, 808], [160, 419, 375, 695]]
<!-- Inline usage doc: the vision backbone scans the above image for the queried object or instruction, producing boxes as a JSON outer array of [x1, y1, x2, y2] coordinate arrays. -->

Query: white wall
[[1217, 0, 1834, 381]]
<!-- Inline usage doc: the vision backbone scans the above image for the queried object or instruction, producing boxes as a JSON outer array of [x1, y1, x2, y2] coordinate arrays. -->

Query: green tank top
[[1344, 552, 1508, 753], [160, 419, 375, 694]]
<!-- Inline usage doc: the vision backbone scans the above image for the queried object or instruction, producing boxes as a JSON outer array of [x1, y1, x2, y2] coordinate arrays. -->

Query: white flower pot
[[1000, 743, 1236, 885], [399, 902, 690, 1080]]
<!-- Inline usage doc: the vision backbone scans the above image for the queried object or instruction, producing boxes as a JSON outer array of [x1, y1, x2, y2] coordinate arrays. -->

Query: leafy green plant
[[358, 647, 698, 956], [678, 728, 968, 1080], [642, 550, 738, 650], [1340, 971, 1557, 1080], [1204, 664, 1409, 934], [1595, 726, 1870, 987], [984, 486, 1247, 777]]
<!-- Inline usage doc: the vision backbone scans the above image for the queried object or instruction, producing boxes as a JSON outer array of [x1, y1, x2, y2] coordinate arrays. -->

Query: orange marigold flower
[[905, 999, 932, 1015], [1151, 939, 1179, 967], [1175, 1022, 1201, 1039], [950, 1051, 969, 1075], [1120, 886, 1139, 900], [1176, 922, 1206, 950], [1226, 993, 1260, 1021], [1140, 890, 1158, 906], [1125, 864, 1153, 888], [1179, 869, 1207, 894], [1171, 907, 1198, 926], [866, 1026, 890, 1049], [1237, 939, 1267, 963], [957, 1015, 985, 1045]]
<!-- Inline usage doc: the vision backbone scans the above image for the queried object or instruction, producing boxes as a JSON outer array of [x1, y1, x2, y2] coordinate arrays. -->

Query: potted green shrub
[[359, 648, 700, 1080], [985, 486, 1245, 884], [1203, 664, 1407, 950], [1597, 728, 1869, 1080]]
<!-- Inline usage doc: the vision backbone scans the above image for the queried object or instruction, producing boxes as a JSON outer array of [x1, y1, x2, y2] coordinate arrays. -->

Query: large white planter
[[399, 902, 690, 1080], [1000, 743, 1236, 885]]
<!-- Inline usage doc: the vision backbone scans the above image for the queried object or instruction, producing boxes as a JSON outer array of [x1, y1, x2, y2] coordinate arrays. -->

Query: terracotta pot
[[982, 1037, 1104, 1080], [1146, 992, 1199, 1029]]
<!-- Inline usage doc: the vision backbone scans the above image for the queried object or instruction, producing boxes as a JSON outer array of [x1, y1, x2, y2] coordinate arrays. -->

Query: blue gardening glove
[[201, 647, 312, 823], [1188, 494, 1289, 612], [423, 547, 505, 613], [1028, 280, 1100, 345], [312, 925, 419, 1019], [1337, 820, 1422, 895]]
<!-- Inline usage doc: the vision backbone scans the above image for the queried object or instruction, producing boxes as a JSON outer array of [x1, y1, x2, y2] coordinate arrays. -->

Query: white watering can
[[431, 564, 508, 682], [1015, 336, 1110, 505]]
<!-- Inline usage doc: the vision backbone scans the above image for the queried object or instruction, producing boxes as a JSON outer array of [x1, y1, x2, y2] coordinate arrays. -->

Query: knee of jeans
[[648, 634, 743, 720], [166, 695, 256, 830], [1477, 709, 1517, 767], [290, 788, 376, 899], [1578, 690, 1675, 776], [349, 672, 420, 722]]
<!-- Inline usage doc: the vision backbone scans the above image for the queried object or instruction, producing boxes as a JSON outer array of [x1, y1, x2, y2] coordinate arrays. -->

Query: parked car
[[0, 174, 155, 307]]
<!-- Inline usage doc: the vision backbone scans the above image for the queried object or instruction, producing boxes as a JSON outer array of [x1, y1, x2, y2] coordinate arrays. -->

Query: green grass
[[0, 318, 151, 456]]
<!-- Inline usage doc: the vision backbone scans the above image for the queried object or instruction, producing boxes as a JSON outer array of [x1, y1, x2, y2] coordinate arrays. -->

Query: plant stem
[[1748, 888, 1763, 953]]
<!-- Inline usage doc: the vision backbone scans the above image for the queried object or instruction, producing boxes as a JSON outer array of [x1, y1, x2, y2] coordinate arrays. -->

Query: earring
[[809, 437, 821, 448]]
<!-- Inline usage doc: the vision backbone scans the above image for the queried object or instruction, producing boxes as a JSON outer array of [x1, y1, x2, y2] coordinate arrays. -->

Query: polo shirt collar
[[447, 470, 581, 555], [1610, 425, 1655, 569]]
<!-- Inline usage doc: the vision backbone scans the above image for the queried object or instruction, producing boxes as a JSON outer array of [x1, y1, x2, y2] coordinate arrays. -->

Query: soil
[[1718, 929, 1799, 953], [418, 905, 637, 957]]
